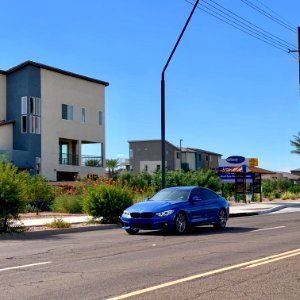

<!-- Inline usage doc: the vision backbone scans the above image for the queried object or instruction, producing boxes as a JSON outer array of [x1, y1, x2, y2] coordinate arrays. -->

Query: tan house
[[128, 140, 221, 174], [0, 61, 109, 181]]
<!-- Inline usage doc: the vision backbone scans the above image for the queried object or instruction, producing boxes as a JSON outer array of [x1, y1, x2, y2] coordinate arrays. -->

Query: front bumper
[[121, 215, 175, 231]]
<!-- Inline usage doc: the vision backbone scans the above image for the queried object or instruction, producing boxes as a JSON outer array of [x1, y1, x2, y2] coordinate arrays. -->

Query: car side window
[[191, 189, 206, 200], [200, 189, 218, 200]]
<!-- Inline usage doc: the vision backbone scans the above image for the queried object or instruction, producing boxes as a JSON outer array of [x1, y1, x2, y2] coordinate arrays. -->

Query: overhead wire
[[205, 0, 296, 50], [240, 0, 297, 34], [184, 0, 298, 60], [252, 0, 297, 30]]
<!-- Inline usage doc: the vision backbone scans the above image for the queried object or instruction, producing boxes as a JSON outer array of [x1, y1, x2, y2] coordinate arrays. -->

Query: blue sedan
[[121, 186, 229, 234]]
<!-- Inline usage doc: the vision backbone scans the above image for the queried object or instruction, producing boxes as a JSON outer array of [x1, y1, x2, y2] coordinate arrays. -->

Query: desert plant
[[83, 185, 133, 223], [85, 159, 99, 167], [22, 175, 54, 214], [0, 162, 26, 233], [51, 195, 83, 213], [46, 218, 71, 228]]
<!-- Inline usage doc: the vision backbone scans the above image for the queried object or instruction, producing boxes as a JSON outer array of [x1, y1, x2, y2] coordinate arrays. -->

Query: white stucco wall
[[0, 124, 13, 150], [0, 74, 6, 120], [40, 69, 106, 180]]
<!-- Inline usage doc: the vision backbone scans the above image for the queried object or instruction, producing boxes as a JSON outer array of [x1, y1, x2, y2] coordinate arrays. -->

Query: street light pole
[[161, 0, 199, 189]]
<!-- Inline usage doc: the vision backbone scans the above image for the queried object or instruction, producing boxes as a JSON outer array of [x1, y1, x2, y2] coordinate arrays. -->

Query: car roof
[[165, 186, 199, 191]]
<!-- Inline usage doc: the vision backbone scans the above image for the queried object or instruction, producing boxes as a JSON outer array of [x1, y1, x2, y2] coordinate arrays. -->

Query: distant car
[[121, 186, 229, 234]]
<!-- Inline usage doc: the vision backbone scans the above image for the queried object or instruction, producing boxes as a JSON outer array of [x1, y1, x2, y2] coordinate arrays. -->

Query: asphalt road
[[0, 212, 299, 300]]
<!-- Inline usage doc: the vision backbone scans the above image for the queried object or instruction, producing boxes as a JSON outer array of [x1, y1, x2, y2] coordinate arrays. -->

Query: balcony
[[59, 153, 79, 166], [81, 156, 103, 167], [59, 153, 102, 167]]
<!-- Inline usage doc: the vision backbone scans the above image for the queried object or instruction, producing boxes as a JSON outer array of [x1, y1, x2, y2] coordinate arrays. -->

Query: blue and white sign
[[226, 156, 245, 164], [218, 156, 249, 169]]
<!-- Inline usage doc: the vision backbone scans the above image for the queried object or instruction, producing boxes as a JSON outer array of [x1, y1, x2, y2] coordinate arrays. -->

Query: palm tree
[[290, 133, 300, 154], [106, 159, 120, 177]]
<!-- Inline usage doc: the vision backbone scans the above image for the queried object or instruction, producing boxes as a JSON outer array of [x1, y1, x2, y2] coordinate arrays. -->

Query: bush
[[83, 185, 133, 223], [46, 218, 71, 228], [22, 175, 54, 214], [51, 195, 83, 213], [0, 162, 26, 233]]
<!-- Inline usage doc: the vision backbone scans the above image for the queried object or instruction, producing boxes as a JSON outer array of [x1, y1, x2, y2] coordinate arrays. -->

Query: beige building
[[128, 140, 221, 174], [0, 61, 109, 181]]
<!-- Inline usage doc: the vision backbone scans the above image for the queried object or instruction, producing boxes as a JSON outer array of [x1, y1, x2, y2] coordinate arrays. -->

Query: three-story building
[[0, 61, 109, 181]]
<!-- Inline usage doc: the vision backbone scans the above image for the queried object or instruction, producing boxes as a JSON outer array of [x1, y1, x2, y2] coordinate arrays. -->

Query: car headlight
[[156, 210, 174, 217], [123, 210, 131, 218]]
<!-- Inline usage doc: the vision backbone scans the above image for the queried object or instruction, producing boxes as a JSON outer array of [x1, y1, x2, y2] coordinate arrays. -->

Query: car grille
[[130, 212, 156, 218]]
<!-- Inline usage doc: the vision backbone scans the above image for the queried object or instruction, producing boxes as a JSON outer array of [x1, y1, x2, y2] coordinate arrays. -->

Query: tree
[[0, 162, 26, 233], [106, 159, 120, 177], [290, 133, 300, 154]]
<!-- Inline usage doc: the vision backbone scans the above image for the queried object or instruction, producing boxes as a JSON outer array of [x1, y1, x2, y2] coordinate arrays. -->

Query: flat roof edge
[[6, 61, 109, 86]]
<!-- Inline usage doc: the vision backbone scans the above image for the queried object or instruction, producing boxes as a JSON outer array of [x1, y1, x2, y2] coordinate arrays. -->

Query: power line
[[253, 0, 297, 29], [205, 0, 297, 49], [185, 0, 297, 58], [240, 0, 297, 34]]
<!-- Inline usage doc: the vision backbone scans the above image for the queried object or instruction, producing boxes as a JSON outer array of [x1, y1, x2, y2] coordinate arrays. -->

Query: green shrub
[[22, 175, 54, 214], [83, 185, 133, 223], [281, 191, 300, 200], [0, 162, 27, 233], [288, 185, 300, 193], [51, 195, 83, 213], [46, 218, 71, 228], [85, 159, 99, 167]]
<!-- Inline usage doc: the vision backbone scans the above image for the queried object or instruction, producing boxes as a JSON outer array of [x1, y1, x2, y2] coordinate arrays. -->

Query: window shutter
[[21, 96, 27, 115]]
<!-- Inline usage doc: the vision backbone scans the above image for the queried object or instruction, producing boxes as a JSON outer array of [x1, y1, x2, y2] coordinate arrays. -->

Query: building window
[[82, 108, 86, 124], [129, 149, 133, 159], [21, 115, 27, 133], [30, 115, 36, 133], [98, 111, 102, 126], [62, 104, 73, 120], [35, 98, 41, 116], [35, 116, 41, 134], [29, 97, 36, 114], [21, 96, 27, 114]]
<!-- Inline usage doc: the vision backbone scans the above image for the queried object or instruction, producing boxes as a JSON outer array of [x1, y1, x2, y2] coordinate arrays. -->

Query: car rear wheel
[[126, 229, 139, 235], [214, 209, 227, 229], [174, 212, 187, 234]]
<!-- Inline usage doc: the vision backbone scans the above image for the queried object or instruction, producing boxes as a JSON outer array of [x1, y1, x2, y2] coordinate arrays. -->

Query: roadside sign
[[249, 158, 258, 167]]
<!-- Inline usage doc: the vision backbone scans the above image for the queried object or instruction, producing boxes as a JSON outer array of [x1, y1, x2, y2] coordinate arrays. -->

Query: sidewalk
[[18, 201, 300, 228]]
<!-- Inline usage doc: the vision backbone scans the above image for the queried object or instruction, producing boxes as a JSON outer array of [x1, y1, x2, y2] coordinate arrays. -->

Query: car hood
[[126, 201, 181, 212]]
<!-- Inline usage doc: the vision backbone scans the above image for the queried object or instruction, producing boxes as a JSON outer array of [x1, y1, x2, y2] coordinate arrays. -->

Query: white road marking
[[252, 226, 286, 232], [0, 261, 52, 272]]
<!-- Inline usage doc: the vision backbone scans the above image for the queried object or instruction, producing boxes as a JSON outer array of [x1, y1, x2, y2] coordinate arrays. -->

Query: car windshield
[[150, 189, 190, 201]]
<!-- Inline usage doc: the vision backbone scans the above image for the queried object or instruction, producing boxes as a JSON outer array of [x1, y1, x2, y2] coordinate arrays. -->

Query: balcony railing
[[59, 154, 79, 166], [81, 156, 103, 167], [59, 154, 103, 167]]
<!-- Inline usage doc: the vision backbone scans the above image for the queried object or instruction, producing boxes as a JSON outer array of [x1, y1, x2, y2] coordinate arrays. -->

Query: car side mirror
[[145, 197, 150, 201], [191, 196, 202, 201]]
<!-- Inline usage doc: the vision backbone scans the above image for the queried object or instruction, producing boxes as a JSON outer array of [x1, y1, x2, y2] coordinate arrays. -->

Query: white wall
[[0, 74, 6, 120], [0, 124, 13, 150], [40, 69, 106, 180]]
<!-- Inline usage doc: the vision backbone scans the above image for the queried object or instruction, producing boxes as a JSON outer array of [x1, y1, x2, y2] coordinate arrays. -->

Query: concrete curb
[[229, 204, 286, 217]]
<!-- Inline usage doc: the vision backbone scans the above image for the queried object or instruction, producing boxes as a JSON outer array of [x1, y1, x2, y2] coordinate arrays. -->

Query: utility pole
[[161, 0, 199, 189], [288, 27, 300, 93]]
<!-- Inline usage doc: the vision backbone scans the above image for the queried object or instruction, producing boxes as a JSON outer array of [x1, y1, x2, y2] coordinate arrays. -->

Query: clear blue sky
[[1, 0, 299, 172]]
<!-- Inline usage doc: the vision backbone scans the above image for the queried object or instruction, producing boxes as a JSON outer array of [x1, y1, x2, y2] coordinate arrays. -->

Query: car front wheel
[[174, 212, 187, 234], [214, 209, 227, 229]]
